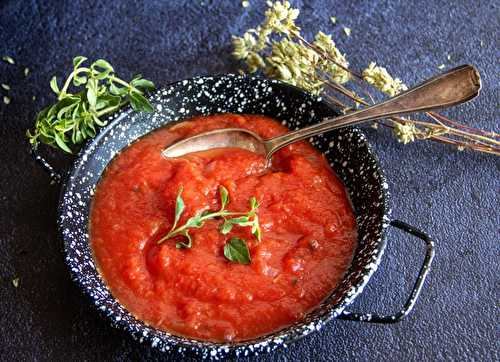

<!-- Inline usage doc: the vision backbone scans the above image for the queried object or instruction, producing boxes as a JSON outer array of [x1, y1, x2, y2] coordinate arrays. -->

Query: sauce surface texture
[[90, 114, 357, 342]]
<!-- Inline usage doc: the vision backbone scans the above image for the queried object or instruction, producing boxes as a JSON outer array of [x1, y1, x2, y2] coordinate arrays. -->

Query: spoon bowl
[[162, 128, 266, 158]]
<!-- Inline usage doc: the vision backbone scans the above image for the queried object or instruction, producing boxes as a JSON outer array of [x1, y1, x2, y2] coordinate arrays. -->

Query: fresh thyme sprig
[[232, 1, 500, 155], [157, 185, 262, 250], [26, 56, 155, 153]]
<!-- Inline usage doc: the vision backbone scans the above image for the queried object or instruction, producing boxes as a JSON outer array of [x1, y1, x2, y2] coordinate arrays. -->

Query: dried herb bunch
[[232, 1, 499, 155]]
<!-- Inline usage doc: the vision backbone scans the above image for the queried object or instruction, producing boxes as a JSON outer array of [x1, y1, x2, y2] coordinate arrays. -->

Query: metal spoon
[[162, 65, 481, 160]]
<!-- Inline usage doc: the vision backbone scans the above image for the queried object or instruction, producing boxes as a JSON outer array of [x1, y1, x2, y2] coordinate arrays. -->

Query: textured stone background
[[0, 0, 498, 360]]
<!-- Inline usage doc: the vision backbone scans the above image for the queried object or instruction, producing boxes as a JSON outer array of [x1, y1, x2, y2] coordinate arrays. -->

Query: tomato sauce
[[90, 114, 357, 342]]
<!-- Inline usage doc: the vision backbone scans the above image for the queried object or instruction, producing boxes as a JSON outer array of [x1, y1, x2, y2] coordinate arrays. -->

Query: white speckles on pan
[[58, 74, 391, 359]]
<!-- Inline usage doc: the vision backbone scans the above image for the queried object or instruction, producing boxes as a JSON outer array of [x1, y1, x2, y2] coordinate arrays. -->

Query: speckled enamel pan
[[32, 74, 435, 359]]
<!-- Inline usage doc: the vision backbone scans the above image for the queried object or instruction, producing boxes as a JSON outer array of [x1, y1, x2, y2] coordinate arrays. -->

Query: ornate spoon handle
[[264, 65, 481, 158]]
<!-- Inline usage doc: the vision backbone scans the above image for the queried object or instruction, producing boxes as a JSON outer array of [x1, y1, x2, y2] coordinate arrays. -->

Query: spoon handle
[[265, 65, 481, 158]]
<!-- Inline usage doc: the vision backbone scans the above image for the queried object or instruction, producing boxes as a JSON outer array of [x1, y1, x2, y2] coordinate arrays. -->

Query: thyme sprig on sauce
[[26, 56, 155, 153], [157, 185, 262, 252]]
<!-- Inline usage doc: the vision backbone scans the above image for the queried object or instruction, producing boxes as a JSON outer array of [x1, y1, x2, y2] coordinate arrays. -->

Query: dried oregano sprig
[[362, 62, 408, 97], [233, 1, 500, 155], [26, 56, 155, 153], [232, 2, 349, 94]]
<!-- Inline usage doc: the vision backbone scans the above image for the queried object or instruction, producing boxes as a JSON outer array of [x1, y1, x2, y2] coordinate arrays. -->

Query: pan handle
[[30, 146, 63, 184], [337, 219, 435, 323]]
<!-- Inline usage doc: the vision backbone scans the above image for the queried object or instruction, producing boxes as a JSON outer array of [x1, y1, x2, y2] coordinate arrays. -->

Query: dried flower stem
[[295, 33, 363, 79], [323, 93, 347, 108], [322, 77, 365, 104], [377, 121, 499, 155], [428, 112, 500, 140]]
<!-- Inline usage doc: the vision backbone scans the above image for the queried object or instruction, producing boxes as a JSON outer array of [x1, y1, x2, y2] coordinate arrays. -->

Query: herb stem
[[108, 76, 130, 88], [96, 101, 128, 117], [159, 210, 248, 243], [108, 75, 144, 95], [59, 67, 90, 99]]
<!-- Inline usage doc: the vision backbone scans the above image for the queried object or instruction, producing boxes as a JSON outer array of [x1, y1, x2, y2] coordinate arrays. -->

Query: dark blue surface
[[0, 0, 498, 360]]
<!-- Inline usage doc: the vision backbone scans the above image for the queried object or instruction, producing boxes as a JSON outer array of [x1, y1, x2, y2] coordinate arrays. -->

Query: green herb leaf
[[129, 92, 154, 112], [50, 76, 60, 95], [109, 82, 128, 96], [95, 93, 121, 111], [185, 214, 204, 228], [92, 113, 107, 127], [220, 220, 233, 234], [249, 196, 259, 210], [54, 133, 72, 153], [92, 59, 114, 72], [226, 216, 250, 225], [86, 78, 98, 109], [224, 237, 251, 264], [131, 78, 155, 91], [219, 185, 229, 209], [73, 74, 87, 86], [56, 97, 79, 120], [91, 59, 114, 79], [252, 215, 262, 241], [73, 56, 87, 68], [172, 186, 185, 230]]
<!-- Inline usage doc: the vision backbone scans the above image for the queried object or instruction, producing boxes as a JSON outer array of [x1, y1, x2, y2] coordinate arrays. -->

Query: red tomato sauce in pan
[[90, 114, 357, 342]]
